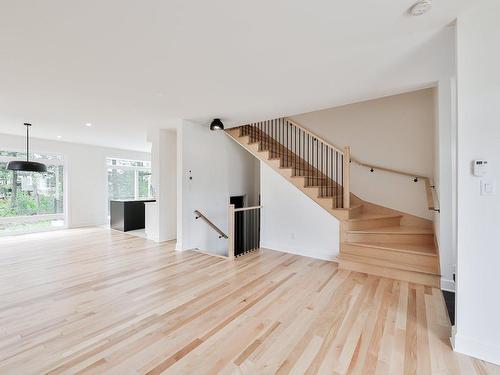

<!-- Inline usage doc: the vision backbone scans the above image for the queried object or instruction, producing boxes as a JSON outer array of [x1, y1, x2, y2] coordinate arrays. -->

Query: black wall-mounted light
[[210, 118, 224, 131], [7, 123, 47, 173]]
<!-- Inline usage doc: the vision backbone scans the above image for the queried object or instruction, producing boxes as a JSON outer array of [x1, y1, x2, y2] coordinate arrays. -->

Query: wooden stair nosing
[[346, 226, 434, 235], [336, 256, 441, 288], [340, 245, 440, 274], [343, 241, 437, 256]]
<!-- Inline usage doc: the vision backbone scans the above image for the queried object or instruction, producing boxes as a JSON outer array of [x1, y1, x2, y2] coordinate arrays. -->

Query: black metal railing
[[233, 206, 261, 257], [239, 118, 345, 208]]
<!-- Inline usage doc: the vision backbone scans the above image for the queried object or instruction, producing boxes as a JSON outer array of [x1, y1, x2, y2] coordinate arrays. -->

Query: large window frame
[[0, 148, 67, 235], [106, 157, 152, 216]]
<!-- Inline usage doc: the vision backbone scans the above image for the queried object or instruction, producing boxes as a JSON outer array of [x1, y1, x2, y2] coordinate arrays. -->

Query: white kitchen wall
[[0, 133, 150, 228], [454, 1, 500, 365], [260, 162, 340, 260], [177, 120, 259, 255]]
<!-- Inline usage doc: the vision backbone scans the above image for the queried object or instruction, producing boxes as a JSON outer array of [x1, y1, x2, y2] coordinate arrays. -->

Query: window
[[106, 158, 152, 211], [0, 151, 65, 235]]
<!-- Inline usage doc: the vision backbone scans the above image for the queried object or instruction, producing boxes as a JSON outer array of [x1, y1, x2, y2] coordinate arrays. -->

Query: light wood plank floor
[[0, 228, 498, 375]]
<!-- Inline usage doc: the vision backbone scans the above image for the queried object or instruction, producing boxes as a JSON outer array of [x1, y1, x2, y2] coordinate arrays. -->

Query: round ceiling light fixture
[[409, 0, 432, 16], [210, 118, 224, 131], [7, 123, 47, 173]]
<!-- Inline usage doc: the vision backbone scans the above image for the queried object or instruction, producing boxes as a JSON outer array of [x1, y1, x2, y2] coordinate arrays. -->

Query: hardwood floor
[[0, 228, 497, 374]]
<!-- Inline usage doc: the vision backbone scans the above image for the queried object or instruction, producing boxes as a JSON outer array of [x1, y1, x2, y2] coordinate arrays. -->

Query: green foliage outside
[[0, 163, 63, 218], [0, 191, 58, 216]]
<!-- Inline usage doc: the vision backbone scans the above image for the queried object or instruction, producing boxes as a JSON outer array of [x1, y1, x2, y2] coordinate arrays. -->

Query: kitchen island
[[110, 199, 156, 232]]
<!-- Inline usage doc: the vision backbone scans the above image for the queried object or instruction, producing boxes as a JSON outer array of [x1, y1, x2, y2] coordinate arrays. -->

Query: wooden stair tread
[[347, 226, 433, 235], [338, 253, 440, 275], [348, 212, 402, 221], [344, 241, 437, 256], [333, 203, 362, 211], [337, 255, 441, 287]]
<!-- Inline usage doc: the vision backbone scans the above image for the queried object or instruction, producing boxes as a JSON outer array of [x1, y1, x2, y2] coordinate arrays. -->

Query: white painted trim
[[260, 243, 337, 262], [440, 277, 455, 292], [450, 325, 457, 349], [0, 213, 64, 224], [0, 224, 68, 237], [149, 234, 176, 243], [70, 222, 107, 229], [147, 234, 161, 243], [454, 334, 500, 366]]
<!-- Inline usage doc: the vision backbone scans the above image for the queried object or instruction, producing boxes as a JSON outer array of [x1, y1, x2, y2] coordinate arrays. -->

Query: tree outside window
[[0, 151, 65, 234], [106, 158, 152, 214]]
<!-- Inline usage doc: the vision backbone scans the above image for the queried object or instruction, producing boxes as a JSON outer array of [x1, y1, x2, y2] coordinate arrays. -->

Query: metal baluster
[[286, 121, 289, 167], [281, 118, 284, 159], [340, 154, 344, 208], [299, 128, 301, 175], [274, 119, 276, 157], [316, 138, 318, 186]]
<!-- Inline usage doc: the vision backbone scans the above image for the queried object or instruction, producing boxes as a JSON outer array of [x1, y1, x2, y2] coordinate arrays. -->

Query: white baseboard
[[175, 241, 183, 251], [260, 242, 338, 262], [440, 277, 455, 292], [71, 223, 106, 229], [454, 334, 500, 366]]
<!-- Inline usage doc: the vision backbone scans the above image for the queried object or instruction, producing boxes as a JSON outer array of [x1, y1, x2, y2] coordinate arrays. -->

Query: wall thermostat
[[473, 160, 488, 177]]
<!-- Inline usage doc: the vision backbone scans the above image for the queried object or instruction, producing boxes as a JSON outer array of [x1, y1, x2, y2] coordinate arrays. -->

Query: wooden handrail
[[234, 205, 263, 212], [350, 158, 439, 212], [194, 210, 228, 239], [240, 116, 440, 212], [350, 158, 427, 179], [284, 117, 345, 154], [282, 119, 438, 211]]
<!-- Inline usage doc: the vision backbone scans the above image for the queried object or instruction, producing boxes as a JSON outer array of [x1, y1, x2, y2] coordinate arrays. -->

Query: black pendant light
[[210, 118, 224, 131], [7, 123, 47, 173]]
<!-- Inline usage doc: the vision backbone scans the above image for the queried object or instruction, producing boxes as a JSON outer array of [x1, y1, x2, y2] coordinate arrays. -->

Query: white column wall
[[454, 1, 500, 365]]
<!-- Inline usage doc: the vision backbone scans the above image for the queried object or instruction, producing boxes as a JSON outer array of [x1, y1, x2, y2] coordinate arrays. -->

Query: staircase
[[226, 118, 441, 287]]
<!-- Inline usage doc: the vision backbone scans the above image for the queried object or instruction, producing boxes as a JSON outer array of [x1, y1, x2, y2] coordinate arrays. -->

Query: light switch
[[481, 179, 496, 196]]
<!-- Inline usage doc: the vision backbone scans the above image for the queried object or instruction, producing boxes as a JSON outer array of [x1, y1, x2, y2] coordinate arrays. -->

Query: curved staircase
[[226, 118, 441, 287]]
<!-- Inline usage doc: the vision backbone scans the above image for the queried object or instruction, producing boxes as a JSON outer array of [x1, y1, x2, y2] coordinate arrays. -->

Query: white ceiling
[[0, 0, 473, 151]]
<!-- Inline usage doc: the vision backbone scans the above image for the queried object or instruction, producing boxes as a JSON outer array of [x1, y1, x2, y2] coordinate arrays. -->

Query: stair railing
[[194, 210, 228, 239], [235, 116, 439, 213], [240, 118, 348, 209], [195, 206, 262, 259], [285, 118, 439, 212], [228, 204, 262, 258], [349, 158, 440, 212]]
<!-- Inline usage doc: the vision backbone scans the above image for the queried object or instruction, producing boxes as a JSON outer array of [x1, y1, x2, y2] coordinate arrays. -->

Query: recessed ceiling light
[[57, 135, 62, 139], [409, 0, 432, 16], [85, 123, 92, 127]]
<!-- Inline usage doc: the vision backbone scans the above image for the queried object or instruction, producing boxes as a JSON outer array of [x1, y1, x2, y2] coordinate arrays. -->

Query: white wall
[[454, 2, 500, 365], [0, 133, 150, 228], [434, 78, 457, 291], [291, 85, 459, 289], [260, 162, 340, 260], [291, 88, 436, 220], [177, 121, 259, 255], [146, 128, 176, 242]]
